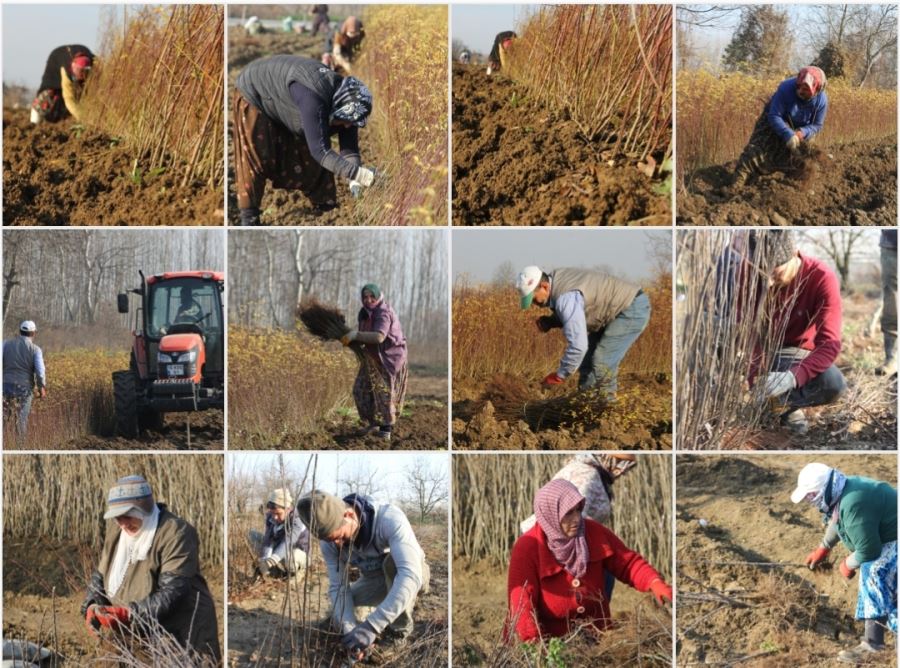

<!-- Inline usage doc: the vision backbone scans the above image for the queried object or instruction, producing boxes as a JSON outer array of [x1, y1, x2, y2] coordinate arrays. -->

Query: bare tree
[[800, 229, 868, 292], [338, 460, 384, 499], [402, 457, 448, 523]]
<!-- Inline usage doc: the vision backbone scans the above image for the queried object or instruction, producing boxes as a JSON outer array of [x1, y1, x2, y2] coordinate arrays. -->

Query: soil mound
[[678, 136, 897, 226], [452, 64, 670, 225]]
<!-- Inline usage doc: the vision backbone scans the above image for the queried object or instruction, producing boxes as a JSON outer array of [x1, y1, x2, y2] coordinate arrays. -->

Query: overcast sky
[[453, 229, 671, 284], [452, 4, 539, 55]]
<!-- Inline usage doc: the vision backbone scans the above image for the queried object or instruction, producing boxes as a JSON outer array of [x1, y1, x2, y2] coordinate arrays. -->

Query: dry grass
[[82, 5, 224, 188], [507, 5, 672, 161], [677, 70, 897, 182]]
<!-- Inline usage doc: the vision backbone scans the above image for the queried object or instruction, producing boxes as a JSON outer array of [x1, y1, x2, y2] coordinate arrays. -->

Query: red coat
[[506, 519, 662, 641]]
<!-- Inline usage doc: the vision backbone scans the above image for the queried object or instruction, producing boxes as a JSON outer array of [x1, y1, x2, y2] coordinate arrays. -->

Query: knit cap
[[268, 488, 293, 508], [750, 230, 796, 268], [297, 491, 346, 539], [104, 475, 154, 519]]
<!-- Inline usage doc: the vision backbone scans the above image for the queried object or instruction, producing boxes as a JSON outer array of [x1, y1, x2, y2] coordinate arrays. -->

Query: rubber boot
[[837, 618, 886, 663], [780, 408, 809, 436], [876, 336, 897, 376], [239, 207, 261, 226]]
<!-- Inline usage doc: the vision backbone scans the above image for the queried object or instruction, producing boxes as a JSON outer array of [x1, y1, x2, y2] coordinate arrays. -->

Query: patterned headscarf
[[811, 467, 847, 518], [796, 66, 826, 97], [331, 76, 372, 127], [534, 479, 589, 578]]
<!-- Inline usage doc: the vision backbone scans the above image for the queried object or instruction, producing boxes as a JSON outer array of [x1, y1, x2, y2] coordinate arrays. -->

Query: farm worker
[[323, 16, 365, 74], [876, 230, 897, 377], [519, 454, 638, 602], [459, 50, 471, 65], [30, 45, 94, 124], [486, 31, 517, 75], [80, 475, 221, 662], [340, 284, 408, 442], [506, 479, 672, 642], [791, 463, 897, 663], [743, 232, 845, 435], [2, 320, 46, 442], [233, 55, 375, 226], [515, 265, 651, 400], [173, 286, 204, 325], [254, 488, 310, 579], [244, 16, 264, 36], [297, 490, 430, 660], [310, 4, 330, 35], [731, 66, 828, 187]]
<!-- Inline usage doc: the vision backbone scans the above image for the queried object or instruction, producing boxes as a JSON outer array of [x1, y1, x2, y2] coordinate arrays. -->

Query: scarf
[[796, 66, 826, 97], [534, 479, 589, 578], [107, 504, 161, 598], [331, 76, 372, 127], [810, 468, 847, 519]]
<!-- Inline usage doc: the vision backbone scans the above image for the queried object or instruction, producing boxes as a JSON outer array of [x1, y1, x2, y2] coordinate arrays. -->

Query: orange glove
[[85, 604, 101, 635], [95, 605, 131, 631], [541, 372, 564, 387], [804, 546, 831, 570], [649, 578, 672, 605], [839, 558, 857, 579]]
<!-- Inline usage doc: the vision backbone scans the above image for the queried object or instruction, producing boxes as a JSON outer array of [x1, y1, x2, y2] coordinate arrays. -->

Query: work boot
[[875, 351, 897, 377], [780, 408, 809, 436], [730, 165, 750, 189], [377, 427, 392, 442], [837, 640, 883, 663]]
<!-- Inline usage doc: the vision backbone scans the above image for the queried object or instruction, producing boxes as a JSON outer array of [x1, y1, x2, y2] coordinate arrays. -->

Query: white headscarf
[[107, 504, 161, 598]]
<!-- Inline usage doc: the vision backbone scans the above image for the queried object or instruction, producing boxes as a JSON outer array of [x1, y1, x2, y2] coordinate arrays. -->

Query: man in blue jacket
[[732, 66, 828, 187]]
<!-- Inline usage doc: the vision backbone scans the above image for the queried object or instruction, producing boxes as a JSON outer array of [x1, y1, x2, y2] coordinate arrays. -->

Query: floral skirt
[[856, 540, 897, 632], [352, 357, 408, 427]]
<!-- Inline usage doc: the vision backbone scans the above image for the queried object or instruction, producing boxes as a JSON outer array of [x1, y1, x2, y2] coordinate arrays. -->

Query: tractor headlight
[[158, 352, 173, 364], [181, 349, 198, 363]]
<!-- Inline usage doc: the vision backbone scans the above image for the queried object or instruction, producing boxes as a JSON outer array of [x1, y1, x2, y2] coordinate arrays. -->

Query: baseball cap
[[516, 266, 543, 309], [19, 320, 36, 333], [103, 475, 154, 519], [790, 463, 832, 504]]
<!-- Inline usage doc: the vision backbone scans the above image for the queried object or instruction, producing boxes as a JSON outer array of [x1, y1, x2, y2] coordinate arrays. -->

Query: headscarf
[[331, 76, 372, 127], [810, 467, 847, 518], [106, 503, 161, 597], [361, 283, 382, 300], [533, 479, 589, 578], [71, 53, 93, 82], [796, 66, 826, 97], [342, 16, 363, 38]]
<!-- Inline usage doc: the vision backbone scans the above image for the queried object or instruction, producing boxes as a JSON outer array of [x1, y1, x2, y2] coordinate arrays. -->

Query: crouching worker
[[486, 31, 516, 75], [233, 55, 376, 226], [80, 475, 221, 663], [792, 463, 897, 663], [31, 45, 94, 124], [507, 479, 671, 642], [254, 488, 309, 579], [298, 491, 430, 661]]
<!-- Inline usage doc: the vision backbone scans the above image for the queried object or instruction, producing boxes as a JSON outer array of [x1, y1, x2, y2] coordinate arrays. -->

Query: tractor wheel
[[139, 408, 165, 432], [113, 370, 139, 438]]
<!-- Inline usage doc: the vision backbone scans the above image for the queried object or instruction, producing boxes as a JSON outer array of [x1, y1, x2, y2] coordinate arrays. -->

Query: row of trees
[[678, 4, 897, 88]]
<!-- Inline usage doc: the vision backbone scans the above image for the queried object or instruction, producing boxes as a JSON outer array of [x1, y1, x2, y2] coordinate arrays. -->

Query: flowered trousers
[[352, 356, 408, 427], [31, 89, 67, 123], [735, 104, 812, 178], [856, 540, 897, 633]]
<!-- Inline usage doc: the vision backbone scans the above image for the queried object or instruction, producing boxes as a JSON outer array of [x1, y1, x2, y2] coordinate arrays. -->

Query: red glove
[[649, 578, 672, 605], [95, 605, 131, 631], [85, 604, 101, 635], [804, 546, 831, 570], [541, 372, 564, 387], [839, 558, 857, 579]]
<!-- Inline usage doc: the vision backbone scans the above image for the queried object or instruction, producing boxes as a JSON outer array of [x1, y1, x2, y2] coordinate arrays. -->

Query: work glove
[[85, 604, 102, 635], [535, 315, 560, 333], [786, 133, 801, 153], [804, 546, 831, 570], [258, 556, 279, 576], [349, 179, 364, 198], [649, 578, 673, 605], [340, 331, 359, 347], [355, 166, 376, 188], [839, 558, 857, 580], [541, 372, 564, 387], [341, 619, 378, 653], [95, 605, 131, 631], [764, 371, 796, 398]]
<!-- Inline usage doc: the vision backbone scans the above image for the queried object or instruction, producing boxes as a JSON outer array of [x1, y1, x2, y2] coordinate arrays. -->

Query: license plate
[[167, 364, 184, 376]]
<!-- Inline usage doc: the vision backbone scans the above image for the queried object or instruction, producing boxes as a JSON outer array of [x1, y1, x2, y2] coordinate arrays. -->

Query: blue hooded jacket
[[767, 78, 828, 143]]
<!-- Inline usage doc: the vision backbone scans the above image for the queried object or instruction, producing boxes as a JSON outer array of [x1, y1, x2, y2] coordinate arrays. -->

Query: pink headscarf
[[533, 479, 589, 578], [796, 66, 826, 97]]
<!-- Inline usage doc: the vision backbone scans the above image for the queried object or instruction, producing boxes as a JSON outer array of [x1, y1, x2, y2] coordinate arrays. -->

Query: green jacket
[[836, 476, 897, 563]]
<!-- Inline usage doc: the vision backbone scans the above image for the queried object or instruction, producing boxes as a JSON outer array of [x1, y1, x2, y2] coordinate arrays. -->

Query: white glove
[[764, 371, 796, 398], [355, 166, 375, 187], [786, 134, 801, 152], [349, 180, 363, 198]]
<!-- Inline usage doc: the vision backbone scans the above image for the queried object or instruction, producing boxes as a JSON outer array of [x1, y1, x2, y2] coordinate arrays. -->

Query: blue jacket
[[767, 78, 828, 143]]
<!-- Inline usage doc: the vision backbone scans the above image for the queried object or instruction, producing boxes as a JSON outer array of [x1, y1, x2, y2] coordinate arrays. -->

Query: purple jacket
[[358, 300, 407, 376]]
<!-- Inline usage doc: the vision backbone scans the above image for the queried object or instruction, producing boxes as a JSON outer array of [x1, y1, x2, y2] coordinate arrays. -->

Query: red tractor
[[113, 270, 225, 437]]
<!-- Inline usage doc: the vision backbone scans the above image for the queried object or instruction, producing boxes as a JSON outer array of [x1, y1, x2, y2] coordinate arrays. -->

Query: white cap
[[19, 320, 36, 333], [515, 266, 544, 309], [790, 463, 832, 504]]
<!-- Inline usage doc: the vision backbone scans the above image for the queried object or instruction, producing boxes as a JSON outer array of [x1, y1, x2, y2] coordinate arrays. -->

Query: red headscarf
[[71, 54, 93, 82], [796, 66, 826, 97], [533, 479, 589, 578]]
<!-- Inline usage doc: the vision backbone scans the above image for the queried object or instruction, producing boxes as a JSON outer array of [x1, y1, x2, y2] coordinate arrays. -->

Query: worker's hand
[[340, 331, 359, 347], [349, 179, 364, 198], [95, 605, 130, 631], [764, 371, 796, 398], [541, 372, 564, 388], [355, 166, 376, 188], [38, 387, 47, 399], [649, 578, 673, 606], [535, 315, 560, 333], [257, 556, 279, 576], [786, 134, 801, 153], [85, 604, 102, 635], [341, 620, 378, 653], [804, 546, 831, 570], [839, 558, 857, 580]]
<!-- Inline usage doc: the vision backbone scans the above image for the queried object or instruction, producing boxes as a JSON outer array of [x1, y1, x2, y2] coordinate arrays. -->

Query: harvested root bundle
[[297, 299, 352, 341], [477, 375, 609, 431]]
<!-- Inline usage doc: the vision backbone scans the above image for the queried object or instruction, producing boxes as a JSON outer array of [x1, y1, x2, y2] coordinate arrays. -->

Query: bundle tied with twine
[[476, 374, 609, 431]]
